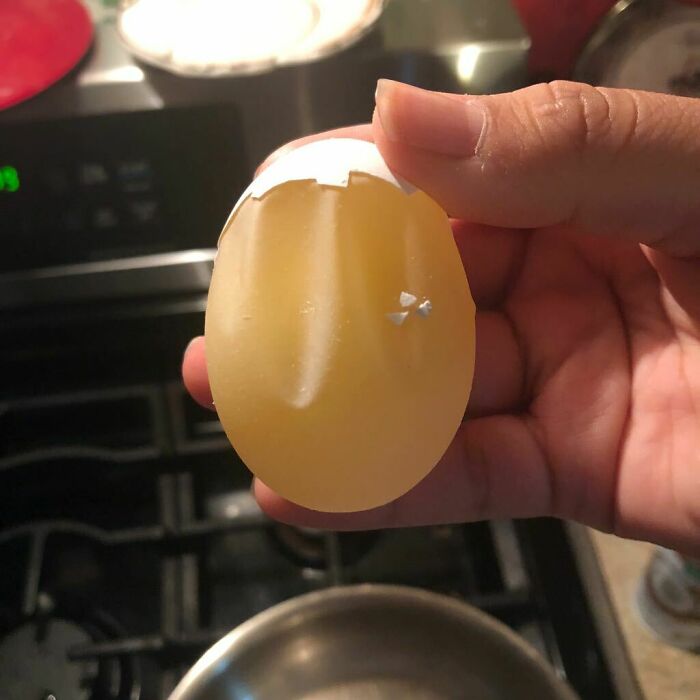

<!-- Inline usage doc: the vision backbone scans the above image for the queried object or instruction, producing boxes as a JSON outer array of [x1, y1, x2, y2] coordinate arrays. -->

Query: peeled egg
[[205, 139, 475, 512]]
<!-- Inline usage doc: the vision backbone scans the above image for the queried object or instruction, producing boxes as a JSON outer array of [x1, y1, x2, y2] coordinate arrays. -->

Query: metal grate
[[0, 384, 618, 700]]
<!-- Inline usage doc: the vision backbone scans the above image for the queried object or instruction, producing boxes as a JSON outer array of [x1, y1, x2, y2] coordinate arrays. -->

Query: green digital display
[[0, 165, 20, 192]]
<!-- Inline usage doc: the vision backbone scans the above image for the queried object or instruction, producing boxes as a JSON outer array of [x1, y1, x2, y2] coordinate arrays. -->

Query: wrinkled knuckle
[[551, 81, 616, 153], [512, 81, 603, 161], [580, 86, 620, 149], [598, 87, 646, 156]]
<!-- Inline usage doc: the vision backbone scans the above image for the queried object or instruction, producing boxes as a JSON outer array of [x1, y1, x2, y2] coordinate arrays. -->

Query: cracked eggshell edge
[[217, 138, 416, 247]]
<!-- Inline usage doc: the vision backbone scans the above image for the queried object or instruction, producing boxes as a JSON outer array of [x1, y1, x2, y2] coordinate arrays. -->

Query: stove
[[0, 368, 619, 699], [1, 2, 627, 699]]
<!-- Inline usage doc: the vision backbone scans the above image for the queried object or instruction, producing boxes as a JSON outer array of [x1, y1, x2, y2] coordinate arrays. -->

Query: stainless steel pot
[[168, 584, 579, 700]]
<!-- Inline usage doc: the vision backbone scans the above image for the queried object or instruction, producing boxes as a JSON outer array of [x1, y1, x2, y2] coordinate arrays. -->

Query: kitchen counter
[[579, 528, 700, 699]]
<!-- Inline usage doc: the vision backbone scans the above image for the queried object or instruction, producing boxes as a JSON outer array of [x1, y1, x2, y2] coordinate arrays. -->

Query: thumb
[[373, 80, 700, 256]]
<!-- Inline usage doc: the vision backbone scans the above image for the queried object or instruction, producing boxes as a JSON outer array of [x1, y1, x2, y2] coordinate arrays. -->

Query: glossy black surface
[[0, 293, 617, 698], [0, 106, 247, 272]]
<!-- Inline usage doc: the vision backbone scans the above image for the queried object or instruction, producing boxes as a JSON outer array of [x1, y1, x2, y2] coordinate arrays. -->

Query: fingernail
[[375, 79, 485, 156]]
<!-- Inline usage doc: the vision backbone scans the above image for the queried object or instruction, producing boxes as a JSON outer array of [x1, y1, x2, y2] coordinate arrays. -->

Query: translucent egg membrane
[[206, 140, 475, 512]]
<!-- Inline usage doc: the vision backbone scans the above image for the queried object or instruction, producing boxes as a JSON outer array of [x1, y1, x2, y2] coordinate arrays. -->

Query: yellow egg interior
[[205, 172, 475, 512]]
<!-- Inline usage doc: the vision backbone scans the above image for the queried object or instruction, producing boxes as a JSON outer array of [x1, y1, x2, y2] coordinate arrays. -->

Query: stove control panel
[[1, 104, 248, 273]]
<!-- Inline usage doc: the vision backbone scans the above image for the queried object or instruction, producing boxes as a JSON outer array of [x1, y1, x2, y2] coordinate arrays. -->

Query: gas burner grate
[[0, 383, 619, 699]]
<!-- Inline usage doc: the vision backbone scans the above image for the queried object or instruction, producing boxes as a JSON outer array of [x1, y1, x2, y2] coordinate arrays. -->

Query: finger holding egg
[[205, 139, 475, 513]]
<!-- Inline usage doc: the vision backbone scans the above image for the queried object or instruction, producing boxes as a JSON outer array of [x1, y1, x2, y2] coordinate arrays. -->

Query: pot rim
[[168, 583, 580, 700]]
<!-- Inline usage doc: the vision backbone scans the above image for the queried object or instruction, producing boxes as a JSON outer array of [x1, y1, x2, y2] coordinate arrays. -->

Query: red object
[[512, 0, 618, 78], [0, 0, 93, 111], [512, 0, 700, 79]]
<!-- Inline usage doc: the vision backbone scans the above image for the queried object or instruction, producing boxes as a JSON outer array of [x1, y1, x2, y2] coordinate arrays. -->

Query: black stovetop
[[0, 352, 618, 700]]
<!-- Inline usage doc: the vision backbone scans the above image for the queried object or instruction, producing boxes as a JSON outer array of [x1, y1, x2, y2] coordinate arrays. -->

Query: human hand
[[184, 80, 700, 555]]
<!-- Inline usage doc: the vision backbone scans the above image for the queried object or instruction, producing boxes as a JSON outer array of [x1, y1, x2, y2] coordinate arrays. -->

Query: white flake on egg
[[399, 291, 417, 307], [416, 300, 433, 317], [386, 311, 410, 326]]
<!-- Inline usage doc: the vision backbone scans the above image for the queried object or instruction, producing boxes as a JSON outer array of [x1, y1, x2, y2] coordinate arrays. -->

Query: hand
[[184, 80, 700, 555]]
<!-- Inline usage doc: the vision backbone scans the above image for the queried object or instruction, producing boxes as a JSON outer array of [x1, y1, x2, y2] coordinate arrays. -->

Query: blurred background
[[1, 1, 699, 699]]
